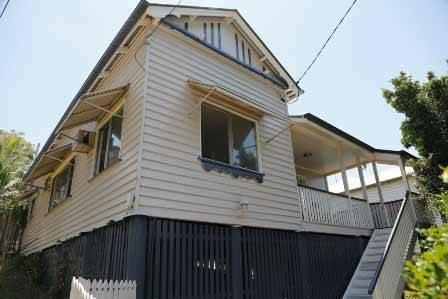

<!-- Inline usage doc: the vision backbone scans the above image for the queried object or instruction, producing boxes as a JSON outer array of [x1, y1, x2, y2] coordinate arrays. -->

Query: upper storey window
[[49, 160, 75, 210], [201, 103, 258, 171], [95, 108, 124, 174]]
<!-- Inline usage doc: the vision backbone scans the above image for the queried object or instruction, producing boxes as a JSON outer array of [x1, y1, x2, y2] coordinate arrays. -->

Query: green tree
[[404, 224, 448, 298], [383, 71, 448, 194], [0, 130, 34, 212], [403, 167, 448, 298], [384, 70, 448, 297]]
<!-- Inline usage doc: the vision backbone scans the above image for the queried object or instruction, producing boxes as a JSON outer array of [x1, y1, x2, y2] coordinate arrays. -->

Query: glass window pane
[[107, 115, 123, 166], [201, 104, 229, 164], [49, 162, 74, 209], [231, 115, 258, 171], [97, 125, 108, 173]]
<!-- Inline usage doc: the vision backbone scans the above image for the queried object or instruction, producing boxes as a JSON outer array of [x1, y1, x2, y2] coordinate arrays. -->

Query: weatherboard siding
[[136, 27, 300, 230], [20, 29, 149, 254]]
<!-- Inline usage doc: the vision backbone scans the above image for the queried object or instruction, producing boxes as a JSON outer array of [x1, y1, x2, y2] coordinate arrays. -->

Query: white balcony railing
[[297, 184, 375, 229]]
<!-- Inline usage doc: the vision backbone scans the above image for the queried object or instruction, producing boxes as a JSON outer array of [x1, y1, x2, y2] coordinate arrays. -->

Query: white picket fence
[[69, 277, 136, 299]]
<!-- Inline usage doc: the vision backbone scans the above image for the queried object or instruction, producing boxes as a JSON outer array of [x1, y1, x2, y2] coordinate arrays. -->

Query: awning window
[[60, 84, 129, 130], [188, 80, 274, 118], [28, 144, 73, 180]]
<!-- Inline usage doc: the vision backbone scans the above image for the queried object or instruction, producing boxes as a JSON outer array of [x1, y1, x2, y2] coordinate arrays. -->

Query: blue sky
[[1, 0, 447, 154]]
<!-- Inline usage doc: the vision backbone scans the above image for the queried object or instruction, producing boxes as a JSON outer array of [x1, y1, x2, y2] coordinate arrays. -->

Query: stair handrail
[[368, 191, 416, 295]]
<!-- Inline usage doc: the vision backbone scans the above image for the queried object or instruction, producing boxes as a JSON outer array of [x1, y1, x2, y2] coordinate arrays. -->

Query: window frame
[[200, 102, 262, 174], [92, 102, 125, 177], [48, 158, 75, 211]]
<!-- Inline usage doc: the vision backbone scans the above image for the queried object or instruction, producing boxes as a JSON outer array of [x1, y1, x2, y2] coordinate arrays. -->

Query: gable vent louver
[[104, 53, 123, 72], [91, 77, 105, 92], [124, 25, 144, 48]]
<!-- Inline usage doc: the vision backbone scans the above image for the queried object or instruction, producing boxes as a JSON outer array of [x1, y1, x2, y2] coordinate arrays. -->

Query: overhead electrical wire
[[0, 0, 10, 19], [295, 0, 359, 84]]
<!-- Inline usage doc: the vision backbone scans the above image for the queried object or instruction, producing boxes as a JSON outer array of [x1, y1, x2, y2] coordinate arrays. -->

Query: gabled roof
[[290, 113, 417, 160], [25, 1, 302, 180], [146, 3, 302, 97]]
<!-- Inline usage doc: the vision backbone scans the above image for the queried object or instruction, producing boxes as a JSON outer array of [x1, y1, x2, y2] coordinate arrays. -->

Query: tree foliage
[[383, 71, 448, 193], [404, 224, 448, 298], [0, 130, 34, 213], [385, 70, 448, 297]]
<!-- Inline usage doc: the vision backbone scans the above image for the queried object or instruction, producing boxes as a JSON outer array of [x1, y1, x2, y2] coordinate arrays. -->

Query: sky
[[1, 0, 447, 182]]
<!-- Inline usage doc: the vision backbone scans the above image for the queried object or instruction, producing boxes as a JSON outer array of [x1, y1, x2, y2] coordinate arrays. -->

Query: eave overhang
[[290, 113, 417, 162], [24, 0, 150, 181]]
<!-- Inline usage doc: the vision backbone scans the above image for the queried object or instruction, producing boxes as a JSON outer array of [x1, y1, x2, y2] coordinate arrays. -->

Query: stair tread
[[346, 287, 370, 295], [344, 295, 372, 299], [343, 227, 408, 299], [351, 279, 373, 288], [362, 255, 383, 262]]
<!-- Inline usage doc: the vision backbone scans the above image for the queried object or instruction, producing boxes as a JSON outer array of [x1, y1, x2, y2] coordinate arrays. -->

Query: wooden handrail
[[369, 198, 404, 205], [368, 191, 412, 294], [297, 183, 367, 202]]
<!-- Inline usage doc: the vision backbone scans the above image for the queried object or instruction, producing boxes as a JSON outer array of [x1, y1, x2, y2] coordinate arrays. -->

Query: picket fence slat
[[69, 277, 136, 299]]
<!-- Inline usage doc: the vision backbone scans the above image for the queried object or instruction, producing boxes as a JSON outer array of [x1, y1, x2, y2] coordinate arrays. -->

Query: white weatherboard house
[[19, 2, 424, 299]]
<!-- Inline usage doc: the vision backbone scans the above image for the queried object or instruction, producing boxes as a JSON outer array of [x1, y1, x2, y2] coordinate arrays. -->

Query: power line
[[0, 0, 10, 19], [296, 0, 359, 84], [134, 0, 183, 71]]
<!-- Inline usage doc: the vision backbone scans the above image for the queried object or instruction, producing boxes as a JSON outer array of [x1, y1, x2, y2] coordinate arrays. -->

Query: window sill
[[88, 158, 122, 183], [46, 195, 72, 216], [199, 157, 264, 183]]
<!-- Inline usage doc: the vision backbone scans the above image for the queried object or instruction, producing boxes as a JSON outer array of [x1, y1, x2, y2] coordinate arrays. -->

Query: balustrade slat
[[297, 185, 374, 229]]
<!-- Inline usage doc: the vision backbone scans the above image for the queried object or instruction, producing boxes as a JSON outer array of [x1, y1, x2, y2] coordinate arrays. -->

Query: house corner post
[[125, 215, 148, 299]]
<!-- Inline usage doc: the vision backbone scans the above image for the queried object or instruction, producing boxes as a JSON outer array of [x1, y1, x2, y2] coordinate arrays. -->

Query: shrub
[[0, 254, 50, 299], [404, 224, 448, 298]]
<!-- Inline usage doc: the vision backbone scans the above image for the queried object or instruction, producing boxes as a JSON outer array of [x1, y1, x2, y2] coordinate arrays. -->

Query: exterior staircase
[[343, 228, 392, 299], [343, 192, 419, 299]]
